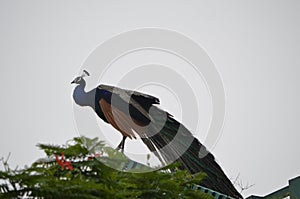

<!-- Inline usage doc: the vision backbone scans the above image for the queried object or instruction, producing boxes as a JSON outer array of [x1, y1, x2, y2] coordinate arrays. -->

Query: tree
[[0, 137, 212, 199]]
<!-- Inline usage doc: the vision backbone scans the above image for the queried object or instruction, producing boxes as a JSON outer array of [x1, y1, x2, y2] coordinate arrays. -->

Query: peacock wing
[[98, 98, 150, 139], [98, 84, 159, 120]]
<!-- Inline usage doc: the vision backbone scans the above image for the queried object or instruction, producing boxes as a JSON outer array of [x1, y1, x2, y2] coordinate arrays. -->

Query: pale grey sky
[[0, 1, 299, 197]]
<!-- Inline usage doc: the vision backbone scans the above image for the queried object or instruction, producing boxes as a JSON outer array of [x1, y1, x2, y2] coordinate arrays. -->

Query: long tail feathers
[[141, 106, 242, 198]]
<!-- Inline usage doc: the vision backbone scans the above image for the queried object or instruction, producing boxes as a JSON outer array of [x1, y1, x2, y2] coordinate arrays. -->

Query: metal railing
[[193, 184, 235, 199]]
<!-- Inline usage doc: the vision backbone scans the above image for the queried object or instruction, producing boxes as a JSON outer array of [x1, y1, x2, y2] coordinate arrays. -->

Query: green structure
[[193, 184, 235, 199], [247, 176, 300, 199]]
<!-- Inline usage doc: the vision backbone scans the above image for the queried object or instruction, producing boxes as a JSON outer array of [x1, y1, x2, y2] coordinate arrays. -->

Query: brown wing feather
[[99, 99, 147, 139]]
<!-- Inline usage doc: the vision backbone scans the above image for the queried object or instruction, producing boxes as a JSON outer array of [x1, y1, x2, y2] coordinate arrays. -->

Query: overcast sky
[[1, 1, 300, 197]]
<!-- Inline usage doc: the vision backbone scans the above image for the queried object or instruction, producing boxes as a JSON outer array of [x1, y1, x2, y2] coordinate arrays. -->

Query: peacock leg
[[116, 136, 127, 153]]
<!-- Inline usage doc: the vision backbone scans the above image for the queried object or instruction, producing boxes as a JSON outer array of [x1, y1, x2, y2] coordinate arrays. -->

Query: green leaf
[[1, 136, 212, 199]]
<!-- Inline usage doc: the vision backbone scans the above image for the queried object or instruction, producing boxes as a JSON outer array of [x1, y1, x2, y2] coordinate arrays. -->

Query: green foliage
[[0, 137, 212, 199]]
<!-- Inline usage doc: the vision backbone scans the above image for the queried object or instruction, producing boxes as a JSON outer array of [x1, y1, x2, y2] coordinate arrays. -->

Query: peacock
[[71, 70, 242, 198]]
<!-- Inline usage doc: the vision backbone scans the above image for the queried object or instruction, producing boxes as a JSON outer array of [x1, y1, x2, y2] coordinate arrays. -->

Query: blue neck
[[73, 84, 96, 109]]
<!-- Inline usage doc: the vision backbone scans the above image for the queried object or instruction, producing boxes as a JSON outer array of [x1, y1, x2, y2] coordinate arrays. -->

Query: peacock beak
[[71, 80, 75, 84]]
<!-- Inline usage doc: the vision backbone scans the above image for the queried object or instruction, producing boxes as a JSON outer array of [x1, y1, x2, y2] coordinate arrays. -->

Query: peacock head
[[71, 70, 90, 85]]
